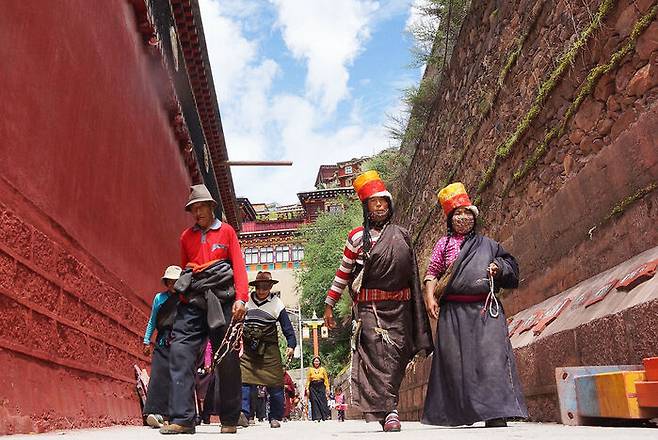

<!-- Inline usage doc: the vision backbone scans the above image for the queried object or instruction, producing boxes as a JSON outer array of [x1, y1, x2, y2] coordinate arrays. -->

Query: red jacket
[[180, 219, 248, 303]]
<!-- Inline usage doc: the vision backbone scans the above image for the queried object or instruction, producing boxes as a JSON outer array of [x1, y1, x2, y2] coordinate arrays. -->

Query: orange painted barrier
[[636, 382, 658, 408], [643, 357, 658, 381]]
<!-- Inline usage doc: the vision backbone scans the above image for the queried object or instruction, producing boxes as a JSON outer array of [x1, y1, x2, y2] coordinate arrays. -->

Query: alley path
[[8, 420, 657, 439]]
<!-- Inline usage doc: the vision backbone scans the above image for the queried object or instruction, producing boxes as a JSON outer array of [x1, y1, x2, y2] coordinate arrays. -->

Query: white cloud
[[270, 0, 379, 113], [405, 0, 435, 31], [198, 0, 398, 205]]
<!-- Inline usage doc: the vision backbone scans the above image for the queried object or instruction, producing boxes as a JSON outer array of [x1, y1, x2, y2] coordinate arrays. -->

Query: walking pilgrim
[[239, 271, 297, 428], [323, 170, 433, 432], [421, 182, 528, 427], [160, 184, 248, 435], [305, 356, 331, 422], [142, 265, 182, 428]]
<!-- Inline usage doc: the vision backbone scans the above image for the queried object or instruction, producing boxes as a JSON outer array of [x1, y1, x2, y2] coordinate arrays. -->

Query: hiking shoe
[[383, 411, 401, 432], [159, 423, 195, 434], [220, 425, 237, 434], [485, 418, 507, 428], [237, 412, 250, 428], [147, 414, 164, 428], [270, 420, 281, 428]]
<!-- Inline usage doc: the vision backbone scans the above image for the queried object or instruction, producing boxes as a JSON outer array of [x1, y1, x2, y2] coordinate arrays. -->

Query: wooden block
[[555, 365, 642, 426], [636, 381, 658, 408], [643, 357, 658, 381], [575, 371, 657, 419]]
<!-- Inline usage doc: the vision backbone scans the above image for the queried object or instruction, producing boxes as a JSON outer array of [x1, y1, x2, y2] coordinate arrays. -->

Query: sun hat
[[185, 184, 218, 211]]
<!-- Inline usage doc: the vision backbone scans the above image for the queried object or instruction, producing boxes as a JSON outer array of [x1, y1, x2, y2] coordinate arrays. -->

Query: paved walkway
[[8, 420, 657, 440]]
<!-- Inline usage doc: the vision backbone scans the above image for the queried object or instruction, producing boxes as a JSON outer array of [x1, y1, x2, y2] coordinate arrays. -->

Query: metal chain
[[211, 318, 243, 370]]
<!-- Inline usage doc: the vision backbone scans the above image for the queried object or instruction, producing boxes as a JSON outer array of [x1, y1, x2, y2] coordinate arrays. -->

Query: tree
[[294, 196, 363, 374], [296, 197, 362, 318]]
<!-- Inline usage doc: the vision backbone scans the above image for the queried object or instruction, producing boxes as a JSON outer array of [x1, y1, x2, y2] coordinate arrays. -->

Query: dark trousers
[[168, 301, 241, 426], [241, 384, 284, 421], [143, 335, 170, 416]]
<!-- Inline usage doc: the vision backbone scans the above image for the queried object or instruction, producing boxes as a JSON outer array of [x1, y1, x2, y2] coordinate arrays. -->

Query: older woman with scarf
[[323, 171, 433, 432], [421, 183, 527, 427]]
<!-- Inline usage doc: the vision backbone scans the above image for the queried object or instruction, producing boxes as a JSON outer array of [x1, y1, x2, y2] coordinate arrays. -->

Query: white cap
[[162, 265, 182, 283]]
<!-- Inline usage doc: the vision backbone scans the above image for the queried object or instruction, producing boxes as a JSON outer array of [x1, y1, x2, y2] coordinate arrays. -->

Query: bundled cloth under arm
[[444, 234, 519, 297], [174, 260, 235, 330]]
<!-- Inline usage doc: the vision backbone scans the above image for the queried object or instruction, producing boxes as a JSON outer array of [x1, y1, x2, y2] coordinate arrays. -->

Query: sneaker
[[270, 420, 281, 428], [237, 412, 250, 428], [485, 418, 507, 428], [249, 418, 256, 425], [383, 411, 401, 432], [159, 423, 195, 434], [220, 425, 237, 434], [146, 414, 164, 428]]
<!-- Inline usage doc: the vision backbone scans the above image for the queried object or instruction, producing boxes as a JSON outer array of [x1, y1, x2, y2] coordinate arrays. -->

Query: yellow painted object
[[577, 371, 658, 419]]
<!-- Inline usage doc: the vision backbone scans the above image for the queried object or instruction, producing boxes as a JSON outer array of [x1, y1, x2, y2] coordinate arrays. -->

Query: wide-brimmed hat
[[353, 170, 392, 202], [185, 184, 218, 211], [162, 265, 182, 284], [249, 271, 279, 287], [437, 182, 479, 217]]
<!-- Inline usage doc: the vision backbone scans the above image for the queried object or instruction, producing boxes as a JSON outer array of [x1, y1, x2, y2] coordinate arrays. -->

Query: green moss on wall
[[473, 0, 616, 198], [605, 182, 658, 222], [510, 3, 658, 186]]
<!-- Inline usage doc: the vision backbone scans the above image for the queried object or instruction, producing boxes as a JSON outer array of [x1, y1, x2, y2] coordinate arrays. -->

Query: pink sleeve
[[426, 237, 448, 279], [204, 341, 212, 368]]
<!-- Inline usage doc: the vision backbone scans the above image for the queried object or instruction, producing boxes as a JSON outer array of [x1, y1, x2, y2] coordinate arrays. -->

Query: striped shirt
[[325, 226, 381, 307], [245, 293, 297, 348]]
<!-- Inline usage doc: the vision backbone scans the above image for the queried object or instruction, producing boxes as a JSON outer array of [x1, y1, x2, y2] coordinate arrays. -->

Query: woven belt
[[356, 287, 411, 302]]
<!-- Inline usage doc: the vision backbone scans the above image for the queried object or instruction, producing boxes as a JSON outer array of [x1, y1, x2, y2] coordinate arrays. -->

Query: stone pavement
[[7, 420, 657, 440]]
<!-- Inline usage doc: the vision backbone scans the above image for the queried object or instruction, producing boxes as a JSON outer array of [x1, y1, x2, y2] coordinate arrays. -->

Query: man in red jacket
[[161, 184, 247, 435]]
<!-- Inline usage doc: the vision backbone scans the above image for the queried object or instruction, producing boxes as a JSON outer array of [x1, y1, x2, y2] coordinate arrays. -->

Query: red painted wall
[[0, 0, 196, 434]]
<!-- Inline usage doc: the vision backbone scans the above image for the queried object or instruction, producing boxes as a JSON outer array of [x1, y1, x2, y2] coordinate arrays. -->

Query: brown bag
[[433, 262, 454, 301]]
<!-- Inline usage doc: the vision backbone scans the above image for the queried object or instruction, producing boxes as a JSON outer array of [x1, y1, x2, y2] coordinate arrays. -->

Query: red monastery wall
[[0, 1, 193, 434], [395, 0, 658, 422]]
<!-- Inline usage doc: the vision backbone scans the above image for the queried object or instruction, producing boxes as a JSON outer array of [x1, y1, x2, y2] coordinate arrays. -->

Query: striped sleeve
[[325, 228, 363, 307]]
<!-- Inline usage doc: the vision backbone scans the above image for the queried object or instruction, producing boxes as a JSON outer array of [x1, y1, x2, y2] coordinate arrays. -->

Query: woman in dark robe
[[306, 357, 331, 421], [323, 170, 433, 432], [422, 182, 528, 427]]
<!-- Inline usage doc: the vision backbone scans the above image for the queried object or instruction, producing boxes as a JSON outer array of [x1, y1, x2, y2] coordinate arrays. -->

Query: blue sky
[[198, 0, 425, 204]]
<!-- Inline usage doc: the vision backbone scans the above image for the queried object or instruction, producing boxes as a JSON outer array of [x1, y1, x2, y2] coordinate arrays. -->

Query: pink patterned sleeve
[[425, 237, 448, 281], [204, 341, 212, 368]]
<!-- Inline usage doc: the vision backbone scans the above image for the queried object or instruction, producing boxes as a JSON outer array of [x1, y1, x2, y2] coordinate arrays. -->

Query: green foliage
[[294, 198, 365, 376], [388, 0, 472, 157], [362, 148, 412, 192], [295, 197, 362, 319], [407, 0, 473, 69], [287, 330, 352, 379]]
